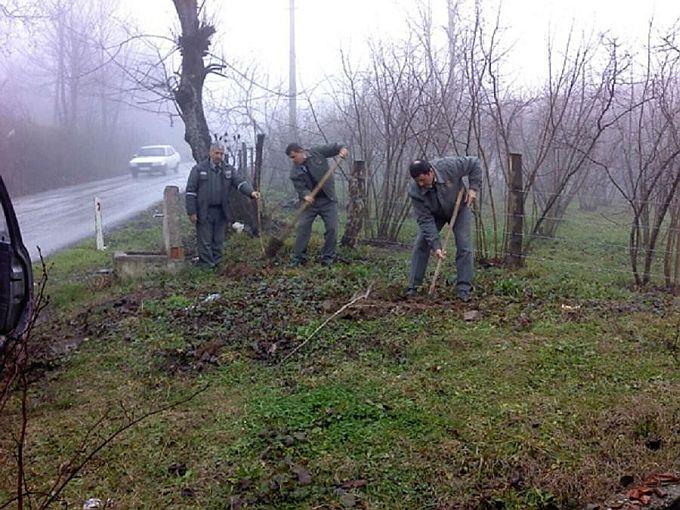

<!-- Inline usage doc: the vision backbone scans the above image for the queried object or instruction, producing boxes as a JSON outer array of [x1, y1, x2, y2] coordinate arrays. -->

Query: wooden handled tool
[[428, 187, 465, 295], [265, 157, 342, 258]]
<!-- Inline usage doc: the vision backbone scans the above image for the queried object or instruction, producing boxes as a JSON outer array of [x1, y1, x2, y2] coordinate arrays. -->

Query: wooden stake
[[265, 157, 343, 258], [429, 188, 465, 295], [257, 201, 265, 256]]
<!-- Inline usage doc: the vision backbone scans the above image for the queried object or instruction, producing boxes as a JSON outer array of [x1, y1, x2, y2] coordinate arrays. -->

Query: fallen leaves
[[621, 472, 680, 507]]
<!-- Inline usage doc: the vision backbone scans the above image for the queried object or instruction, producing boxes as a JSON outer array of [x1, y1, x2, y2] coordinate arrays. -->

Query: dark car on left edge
[[0, 175, 33, 341]]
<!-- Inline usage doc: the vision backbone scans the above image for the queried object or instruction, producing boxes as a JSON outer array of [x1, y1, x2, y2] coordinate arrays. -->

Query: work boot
[[320, 257, 334, 267], [456, 288, 471, 302], [289, 258, 306, 268], [194, 259, 214, 270], [405, 287, 418, 299]]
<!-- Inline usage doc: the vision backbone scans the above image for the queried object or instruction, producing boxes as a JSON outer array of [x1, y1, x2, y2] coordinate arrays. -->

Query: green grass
[[1, 203, 679, 509]]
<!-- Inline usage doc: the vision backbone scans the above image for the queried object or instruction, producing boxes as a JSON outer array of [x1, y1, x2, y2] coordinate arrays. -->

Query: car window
[[138, 147, 165, 157], [0, 203, 10, 244]]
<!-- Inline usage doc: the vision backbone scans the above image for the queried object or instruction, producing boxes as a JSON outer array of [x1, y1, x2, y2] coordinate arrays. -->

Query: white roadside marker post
[[94, 196, 106, 250]]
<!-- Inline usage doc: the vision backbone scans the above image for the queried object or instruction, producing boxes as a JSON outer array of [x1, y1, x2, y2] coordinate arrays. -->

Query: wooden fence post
[[505, 153, 524, 268], [341, 160, 366, 248], [227, 143, 257, 235], [254, 134, 265, 191]]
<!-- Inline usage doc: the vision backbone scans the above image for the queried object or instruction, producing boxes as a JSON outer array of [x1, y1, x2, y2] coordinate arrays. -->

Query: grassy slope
[[1, 205, 679, 510]]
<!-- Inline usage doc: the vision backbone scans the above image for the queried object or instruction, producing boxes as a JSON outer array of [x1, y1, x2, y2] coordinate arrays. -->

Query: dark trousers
[[293, 196, 338, 263], [408, 205, 474, 291], [196, 206, 226, 267]]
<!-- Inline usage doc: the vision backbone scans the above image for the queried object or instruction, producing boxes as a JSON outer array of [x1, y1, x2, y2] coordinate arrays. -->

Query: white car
[[128, 145, 181, 177]]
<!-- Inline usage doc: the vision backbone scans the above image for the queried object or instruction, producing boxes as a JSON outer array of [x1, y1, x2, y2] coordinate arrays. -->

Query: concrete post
[[163, 185, 184, 260]]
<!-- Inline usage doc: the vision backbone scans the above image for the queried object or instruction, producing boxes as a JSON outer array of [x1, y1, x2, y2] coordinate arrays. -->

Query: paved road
[[13, 165, 191, 260]]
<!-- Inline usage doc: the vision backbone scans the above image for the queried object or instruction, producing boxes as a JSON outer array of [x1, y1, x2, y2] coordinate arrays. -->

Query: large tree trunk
[[171, 0, 213, 163], [170, 1, 257, 234]]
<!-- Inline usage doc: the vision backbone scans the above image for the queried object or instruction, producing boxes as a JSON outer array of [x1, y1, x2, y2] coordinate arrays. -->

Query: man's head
[[285, 142, 306, 166], [210, 142, 225, 165], [409, 159, 435, 188]]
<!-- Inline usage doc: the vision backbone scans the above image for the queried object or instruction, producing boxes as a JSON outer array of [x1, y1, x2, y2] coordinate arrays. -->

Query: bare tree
[[600, 26, 680, 285], [169, 0, 216, 162], [0, 0, 158, 195]]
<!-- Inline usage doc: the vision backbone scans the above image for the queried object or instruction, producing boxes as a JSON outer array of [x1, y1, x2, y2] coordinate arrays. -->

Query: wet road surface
[[13, 165, 191, 260]]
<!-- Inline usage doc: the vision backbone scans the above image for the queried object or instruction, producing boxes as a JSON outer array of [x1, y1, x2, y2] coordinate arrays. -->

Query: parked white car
[[128, 145, 181, 177]]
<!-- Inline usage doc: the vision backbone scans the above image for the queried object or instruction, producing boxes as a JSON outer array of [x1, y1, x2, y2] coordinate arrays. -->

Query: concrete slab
[[113, 251, 184, 281]]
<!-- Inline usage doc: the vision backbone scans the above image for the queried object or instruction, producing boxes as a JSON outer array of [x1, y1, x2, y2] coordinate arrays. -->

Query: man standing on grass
[[285, 142, 349, 267], [406, 157, 482, 301], [185, 142, 260, 268]]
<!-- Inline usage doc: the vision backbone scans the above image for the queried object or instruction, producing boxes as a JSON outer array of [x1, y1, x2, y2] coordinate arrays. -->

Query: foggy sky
[[124, 0, 679, 90]]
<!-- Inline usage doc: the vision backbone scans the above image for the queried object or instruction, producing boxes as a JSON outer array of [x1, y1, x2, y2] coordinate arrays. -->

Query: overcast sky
[[124, 0, 679, 91]]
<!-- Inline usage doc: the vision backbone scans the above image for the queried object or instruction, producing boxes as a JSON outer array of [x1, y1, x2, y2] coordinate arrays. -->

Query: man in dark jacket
[[406, 157, 482, 300], [285, 142, 348, 266], [185, 142, 260, 268]]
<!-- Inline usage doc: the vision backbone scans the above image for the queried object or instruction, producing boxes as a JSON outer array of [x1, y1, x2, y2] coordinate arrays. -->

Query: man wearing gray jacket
[[286, 142, 348, 266], [406, 157, 482, 300], [185, 142, 260, 268]]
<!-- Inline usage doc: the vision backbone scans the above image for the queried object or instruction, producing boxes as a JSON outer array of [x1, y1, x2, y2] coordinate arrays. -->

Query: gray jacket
[[289, 143, 346, 202], [185, 159, 254, 220], [408, 156, 483, 251]]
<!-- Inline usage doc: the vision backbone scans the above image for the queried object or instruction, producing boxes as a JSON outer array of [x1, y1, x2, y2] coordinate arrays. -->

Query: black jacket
[[185, 159, 254, 220], [408, 156, 483, 250], [289, 143, 346, 202]]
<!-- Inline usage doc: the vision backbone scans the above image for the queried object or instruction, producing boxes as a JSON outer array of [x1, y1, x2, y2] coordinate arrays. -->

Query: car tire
[[131, 169, 138, 178]]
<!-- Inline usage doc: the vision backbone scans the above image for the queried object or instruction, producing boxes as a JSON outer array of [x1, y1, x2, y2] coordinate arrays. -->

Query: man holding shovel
[[406, 157, 482, 301], [285, 142, 349, 266]]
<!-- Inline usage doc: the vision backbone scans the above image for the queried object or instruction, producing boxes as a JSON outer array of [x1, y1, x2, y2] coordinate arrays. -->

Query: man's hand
[[251, 191, 261, 200], [303, 195, 315, 205], [466, 189, 478, 207], [189, 214, 197, 223], [339, 147, 349, 159], [434, 248, 446, 260]]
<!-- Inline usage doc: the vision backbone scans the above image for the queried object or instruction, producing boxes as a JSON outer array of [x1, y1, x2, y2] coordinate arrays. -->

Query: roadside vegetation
[[1, 204, 678, 510]]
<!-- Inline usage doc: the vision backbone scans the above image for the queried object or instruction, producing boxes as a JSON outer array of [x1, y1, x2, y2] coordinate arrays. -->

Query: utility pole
[[288, 0, 298, 141], [447, 0, 456, 74]]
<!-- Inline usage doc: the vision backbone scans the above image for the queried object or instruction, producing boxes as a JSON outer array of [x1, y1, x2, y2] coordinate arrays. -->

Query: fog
[[1, 0, 677, 196], [1, 0, 680, 285], [0, 0, 187, 196]]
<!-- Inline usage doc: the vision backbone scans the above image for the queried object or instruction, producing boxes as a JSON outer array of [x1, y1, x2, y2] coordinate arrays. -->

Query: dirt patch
[[217, 262, 260, 279], [154, 339, 229, 374], [28, 289, 167, 376]]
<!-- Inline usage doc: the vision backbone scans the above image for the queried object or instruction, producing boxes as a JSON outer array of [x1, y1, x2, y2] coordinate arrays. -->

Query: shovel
[[428, 187, 465, 295], [265, 156, 343, 258]]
